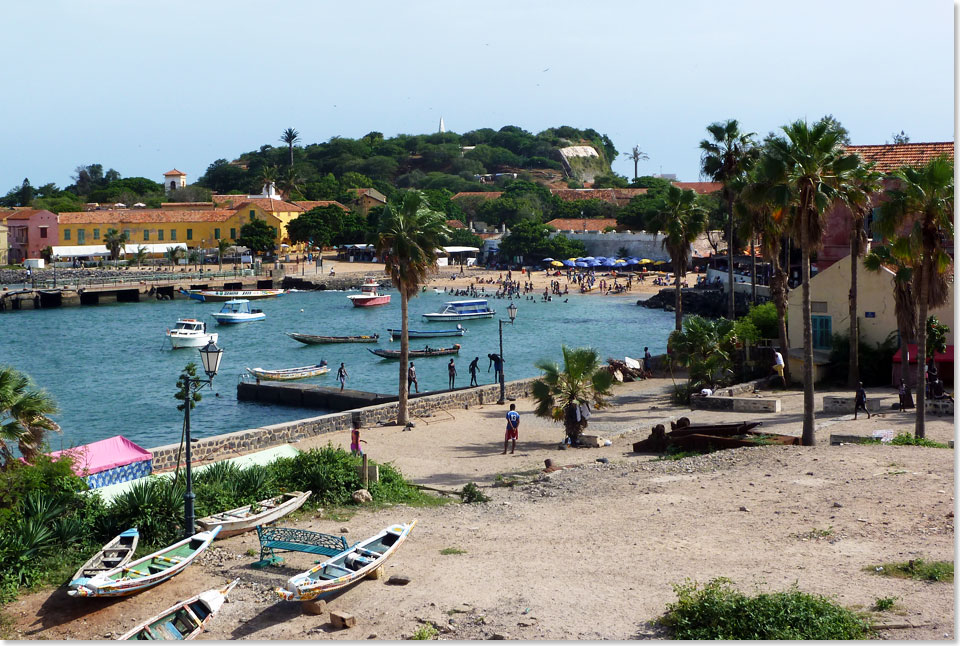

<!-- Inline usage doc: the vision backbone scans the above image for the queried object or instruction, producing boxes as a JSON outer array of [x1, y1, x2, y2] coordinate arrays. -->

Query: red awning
[[892, 344, 954, 364]]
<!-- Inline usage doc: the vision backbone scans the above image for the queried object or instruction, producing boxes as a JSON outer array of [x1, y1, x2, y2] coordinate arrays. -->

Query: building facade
[[5, 209, 58, 262]]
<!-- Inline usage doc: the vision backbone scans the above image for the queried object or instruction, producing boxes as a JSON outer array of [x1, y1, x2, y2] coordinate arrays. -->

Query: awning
[[442, 246, 480, 253], [892, 344, 954, 364], [51, 243, 187, 257], [46, 435, 151, 476]]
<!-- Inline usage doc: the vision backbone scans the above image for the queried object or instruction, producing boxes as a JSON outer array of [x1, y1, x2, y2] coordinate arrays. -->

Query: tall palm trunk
[[847, 238, 859, 388], [727, 195, 735, 318], [914, 259, 930, 439], [674, 269, 682, 331], [750, 238, 757, 304], [397, 291, 410, 426], [770, 265, 792, 384], [800, 197, 816, 446]]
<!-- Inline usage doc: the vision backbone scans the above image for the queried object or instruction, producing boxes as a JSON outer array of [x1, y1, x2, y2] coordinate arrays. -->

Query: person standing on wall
[[448, 358, 457, 390], [468, 356, 480, 387], [408, 361, 419, 393], [337, 362, 348, 391]]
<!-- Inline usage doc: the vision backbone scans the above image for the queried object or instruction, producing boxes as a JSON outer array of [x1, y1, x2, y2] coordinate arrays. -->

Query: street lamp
[[181, 339, 224, 537], [498, 302, 518, 404]]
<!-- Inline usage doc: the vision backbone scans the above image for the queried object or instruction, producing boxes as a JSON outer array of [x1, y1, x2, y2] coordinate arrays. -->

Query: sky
[[1, 0, 954, 191]]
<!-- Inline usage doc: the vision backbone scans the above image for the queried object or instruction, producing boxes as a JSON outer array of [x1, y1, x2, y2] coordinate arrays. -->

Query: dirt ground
[[4, 379, 954, 640]]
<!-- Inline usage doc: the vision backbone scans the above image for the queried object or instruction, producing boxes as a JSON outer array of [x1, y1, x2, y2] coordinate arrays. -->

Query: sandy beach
[[5, 376, 953, 640]]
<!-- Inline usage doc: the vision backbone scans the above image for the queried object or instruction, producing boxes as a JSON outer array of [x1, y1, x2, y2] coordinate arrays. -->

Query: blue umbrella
[[562, 259, 576, 267], [575, 261, 588, 267], [541, 257, 555, 263], [603, 259, 617, 267], [583, 256, 596, 261]]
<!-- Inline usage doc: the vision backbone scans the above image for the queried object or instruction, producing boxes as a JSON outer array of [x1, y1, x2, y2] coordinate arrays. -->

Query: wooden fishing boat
[[246, 364, 329, 381], [386, 324, 465, 340], [117, 578, 239, 640], [196, 490, 312, 538], [69, 528, 139, 587], [180, 288, 284, 302], [68, 526, 221, 598], [287, 332, 379, 344], [369, 344, 460, 359], [277, 521, 416, 601]]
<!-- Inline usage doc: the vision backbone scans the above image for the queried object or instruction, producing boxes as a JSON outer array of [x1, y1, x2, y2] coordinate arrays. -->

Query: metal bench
[[255, 525, 351, 567]]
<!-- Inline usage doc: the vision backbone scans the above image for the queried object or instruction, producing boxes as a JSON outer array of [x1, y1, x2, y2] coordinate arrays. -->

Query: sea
[[0, 287, 674, 451]]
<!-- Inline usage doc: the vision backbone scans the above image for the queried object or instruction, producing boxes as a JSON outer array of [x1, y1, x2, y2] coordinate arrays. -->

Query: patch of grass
[[245, 548, 257, 557], [657, 445, 707, 461], [439, 547, 466, 555], [889, 433, 950, 448], [884, 470, 908, 476], [873, 596, 898, 611], [320, 508, 357, 523], [795, 526, 833, 540], [659, 577, 869, 640], [410, 623, 439, 640], [460, 482, 490, 504], [866, 559, 953, 582]]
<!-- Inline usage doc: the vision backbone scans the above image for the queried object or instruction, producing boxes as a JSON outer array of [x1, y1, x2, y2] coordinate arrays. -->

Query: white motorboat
[[422, 299, 495, 321], [166, 318, 219, 348], [347, 278, 391, 308], [210, 300, 266, 324]]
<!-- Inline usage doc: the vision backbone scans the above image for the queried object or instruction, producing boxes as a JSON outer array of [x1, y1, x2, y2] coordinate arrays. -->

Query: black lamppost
[[497, 302, 518, 404], [182, 339, 224, 537]]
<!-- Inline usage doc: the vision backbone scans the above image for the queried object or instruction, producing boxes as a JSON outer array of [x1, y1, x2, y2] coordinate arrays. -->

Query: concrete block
[[330, 611, 356, 629], [355, 464, 380, 483], [822, 395, 881, 414], [830, 434, 873, 446], [366, 566, 383, 580], [301, 599, 327, 615], [578, 435, 603, 447], [731, 398, 781, 413], [925, 399, 954, 417]]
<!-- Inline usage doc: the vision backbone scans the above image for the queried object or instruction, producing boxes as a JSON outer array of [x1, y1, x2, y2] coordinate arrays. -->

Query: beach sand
[[5, 378, 953, 640]]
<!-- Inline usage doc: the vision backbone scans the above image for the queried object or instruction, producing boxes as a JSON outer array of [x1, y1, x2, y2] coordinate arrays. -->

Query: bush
[[744, 302, 779, 340], [889, 433, 951, 449], [867, 559, 953, 582], [101, 476, 186, 547], [460, 482, 490, 504], [660, 578, 868, 640]]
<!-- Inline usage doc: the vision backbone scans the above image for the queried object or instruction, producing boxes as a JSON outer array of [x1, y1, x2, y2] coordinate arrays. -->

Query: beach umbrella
[[639, 259, 653, 264], [550, 261, 564, 267], [602, 259, 617, 267], [583, 256, 595, 261], [575, 261, 588, 267], [562, 259, 575, 267], [542, 257, 555, 263], [614, 258, 626, 264]]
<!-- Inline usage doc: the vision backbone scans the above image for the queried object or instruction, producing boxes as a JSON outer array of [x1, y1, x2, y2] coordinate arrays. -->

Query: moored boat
[[117, 578, 239, 640], [179, 288, 284, 302], [421, 299, 494, 321], [69, 526, 221, 598], [347, 278, 391, 308], [210, 299, 265, 324], [277, 521, 416, 601], [196, 491, 312, 538], [370, 343, 460, 359], [246, 364, 329, 381], [387, 324, 465, 340], [165, 319, 218, 349], [287, 332, 379, 344], [69, 528, 139, 587]]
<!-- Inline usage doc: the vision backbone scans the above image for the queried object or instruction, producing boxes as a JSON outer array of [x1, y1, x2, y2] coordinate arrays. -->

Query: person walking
[[350, 423, 367, 456], [502, 403, 520, 454], [336, 362, 348, 391], [468, 356, 480, 387], [772, 348, 786, 388], [408, 361, 419, 393], [448, 358, 457, 390], [643, 347, 653, 378], [897, 378, 909, 412], [854, 382, 872, 419]]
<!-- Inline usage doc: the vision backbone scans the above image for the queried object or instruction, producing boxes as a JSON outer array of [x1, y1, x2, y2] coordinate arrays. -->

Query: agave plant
[[668, 316, 738, 393], [531, 346, 615, 444]]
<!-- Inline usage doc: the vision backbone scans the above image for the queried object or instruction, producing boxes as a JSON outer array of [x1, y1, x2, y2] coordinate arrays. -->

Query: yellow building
[[212, 194, 304, 243]]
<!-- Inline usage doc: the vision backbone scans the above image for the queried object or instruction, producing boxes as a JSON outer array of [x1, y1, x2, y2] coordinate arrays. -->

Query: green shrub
[[889, 433, 950, 448], [460, 482, 490, 504], [744, 302, 779, 340], [867, 559, 953, 582], [411, 623, 439, 640], [873, 596, 897, 611], [660, 578, 868, 640], [102, 477, 185, 547]]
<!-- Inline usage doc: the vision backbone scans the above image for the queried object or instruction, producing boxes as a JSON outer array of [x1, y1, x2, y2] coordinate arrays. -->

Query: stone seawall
[[150, 378, 536, 472]]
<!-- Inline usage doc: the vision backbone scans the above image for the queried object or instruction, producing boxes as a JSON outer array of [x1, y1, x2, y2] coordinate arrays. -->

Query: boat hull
[[197, 491, 311, 538], [421, 311, 494, 321], [117, 579, 239, 640], [370, 344, 460, 359], [211, 313, 265, 324], [168, 332, 218, 348], [246, 366, 330, 381], [69, 528, 139, 586], [387, 326, 464, 339], [187, 289, 283, 302], [288, 333, 379, 344], [348, 295, 391, 307]]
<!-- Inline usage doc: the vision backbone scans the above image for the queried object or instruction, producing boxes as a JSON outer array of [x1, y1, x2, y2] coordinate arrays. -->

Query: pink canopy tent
[[47, 435, 152, 488]]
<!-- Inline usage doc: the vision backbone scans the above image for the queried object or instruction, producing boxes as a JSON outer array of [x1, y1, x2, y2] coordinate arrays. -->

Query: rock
[[352, 489, 373, 504], [340, 527, 349, 533], [806, 472, 814, 476], [330, 610, 357, 629], [739, 506, 750, 512], [386, 575, 411, 586], [833, 502, 843, 508], [367, 634, 378, 639], [596, 458, 609, 464], [490, 633, 509, 640], [301, 599, 327, 615]]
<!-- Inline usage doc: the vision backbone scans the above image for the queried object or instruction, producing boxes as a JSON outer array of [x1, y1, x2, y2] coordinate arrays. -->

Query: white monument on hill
[[163, 169, 187, 194]]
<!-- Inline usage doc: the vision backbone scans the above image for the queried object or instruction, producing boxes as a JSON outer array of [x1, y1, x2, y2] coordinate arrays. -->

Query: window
[[158, 229, 164, 241], [214, 228, 221, 239], [39, 227, 47, 239], [186, 228, 193, 240], [63, 229, 71, 240], [230, 228, 236, 240], [77, 229, 86, 244], [123, 229, 131, 239], [143, 230, 149, 241], [249, 210, 256, 221], [812, 315, 832, 350], [93, 228, 100, 240], [811, 301, 828, 313], [170, 229, 177, 241]]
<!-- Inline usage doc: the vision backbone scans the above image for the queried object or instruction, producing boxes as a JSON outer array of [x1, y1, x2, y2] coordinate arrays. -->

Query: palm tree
[[259, 164, 279, 192], [103, 228, 128, 262], [277, 166, 303, 201], [760, 117, 859, 446], [864, 245, 917, 386], [374, 192, 451, 426], [699, 119, 759, 319], [668, 315, 737, 394], [280, 128, 300, 167], [872, 155, 954, 438], [0, 366, 60, 466], [647, 186, 706, 330], [837, 160, 883, 387], [131, 245, 148, 270], [217, 239, 232, 272], [624, 145, 649, 181], [531, 346, 614, 445], [166, 246, 184, 268]]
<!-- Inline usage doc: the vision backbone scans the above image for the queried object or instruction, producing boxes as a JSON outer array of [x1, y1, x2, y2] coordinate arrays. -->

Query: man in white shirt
[[772, 349, 786, 388]]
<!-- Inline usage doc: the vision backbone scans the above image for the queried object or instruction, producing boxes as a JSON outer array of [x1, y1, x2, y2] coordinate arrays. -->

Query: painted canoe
[[68, 526, 221, 598], [69, 528, 139, 587], [386, 324, 465, 340], [180, 288, 284, 302], [287, 332, 379, 344], [369, 344, 460, 359], [117, 578, 239, 640], [246, 364, 330, 381], [277, 520, 417, 601], [196, 490, 312, 538]]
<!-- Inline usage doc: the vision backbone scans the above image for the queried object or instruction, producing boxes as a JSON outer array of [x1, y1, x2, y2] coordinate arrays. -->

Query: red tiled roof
[[545, 218, 619, 232], [345, 188, 387, 203], [58, 209, 236, 224], [548, 188, 647, 206], [672, 181, 722, 194], [163, 169, 186, 176], [451, 192, 503, 201], [5, 209, 54, 220], [160, 202, 214, 209], [229, 198, 304, 212], [446, 219, 466, 229], [843, 142, 954, 173], [294, 201, 350, 212]]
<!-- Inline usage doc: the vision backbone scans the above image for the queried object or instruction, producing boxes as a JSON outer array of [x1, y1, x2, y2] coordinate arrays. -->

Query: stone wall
[[690, 395, 781, 413], [150, 378, 536, 472]]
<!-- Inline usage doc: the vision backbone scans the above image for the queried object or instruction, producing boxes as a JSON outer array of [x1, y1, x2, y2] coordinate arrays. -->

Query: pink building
[[5, 209, 58, 263]]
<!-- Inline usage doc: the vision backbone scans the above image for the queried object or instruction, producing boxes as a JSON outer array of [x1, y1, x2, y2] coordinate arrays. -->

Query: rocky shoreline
[[639, 286, 752, 318]]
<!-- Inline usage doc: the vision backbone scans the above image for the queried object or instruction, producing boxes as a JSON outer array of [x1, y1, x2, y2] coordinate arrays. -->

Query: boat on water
[[277, 521, 416, 601], [69, 528, 139, 587], [347, 278, 391, 308], [179, 288, 284, 302], [196, 491, 312, 538], [387, 324, 465, 340], [210, 299, 265, 324], [165, 319, 218, 349], [69, 526, 221, 598], [287, 332, 379, 344], [117, 578, 239, 640], [370, 343, 460, 359], [422, 299, 494, 321], [246, 364, 329, 381]]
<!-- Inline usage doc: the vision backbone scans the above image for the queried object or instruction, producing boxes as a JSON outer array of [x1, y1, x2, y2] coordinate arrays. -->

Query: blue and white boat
[[421, 299, 494, 322], [210, 299, 266, 324], [387, 324, 465, 339]]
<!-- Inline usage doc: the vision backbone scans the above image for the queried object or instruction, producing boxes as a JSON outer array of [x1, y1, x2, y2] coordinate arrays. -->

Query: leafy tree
[[591, 173, 629, 188], [447, 227, 483, 248], [624, 145, 650, 180], [0, 367, 60, 466], [277, 166, 304, 201], [618, 177, 673, 230], [280, 128, 300, 167], [198, 159, 247, 194], [890, 130, 910, 145], [374, 192, 450, 426], [103, 228, 128, 262], [163, 185, 212, 203], [237, 218, 278, 256], [925, 316, 949, 361], [531, 346, 615, 445], [166, 246, 184, 267]]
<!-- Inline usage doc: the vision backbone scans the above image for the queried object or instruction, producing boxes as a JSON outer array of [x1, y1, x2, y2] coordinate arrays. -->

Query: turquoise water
[[0, 288, 673, 450]]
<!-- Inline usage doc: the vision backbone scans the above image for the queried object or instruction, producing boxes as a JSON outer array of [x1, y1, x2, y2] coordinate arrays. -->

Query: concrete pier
[[237, 381, 482, 412]]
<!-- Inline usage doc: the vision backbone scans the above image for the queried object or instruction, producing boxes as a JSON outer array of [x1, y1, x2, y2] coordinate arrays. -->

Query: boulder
[[351, 489, 373, 504]]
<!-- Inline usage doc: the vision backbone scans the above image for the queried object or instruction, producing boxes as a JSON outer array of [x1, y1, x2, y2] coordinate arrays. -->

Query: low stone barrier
[[690, 395, 781, 413], [925, 399, 954, 417], [822, 395, 881, 415]]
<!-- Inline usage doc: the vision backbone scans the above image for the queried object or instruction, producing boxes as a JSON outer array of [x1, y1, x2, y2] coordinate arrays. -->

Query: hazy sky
[[2, 0, 954, 191]]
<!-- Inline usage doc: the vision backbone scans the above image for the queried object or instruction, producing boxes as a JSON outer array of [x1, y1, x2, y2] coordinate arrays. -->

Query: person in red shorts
[[503, 403, 520, 454]]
